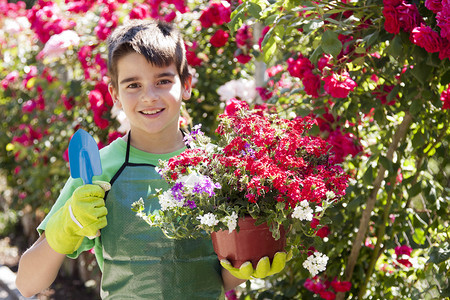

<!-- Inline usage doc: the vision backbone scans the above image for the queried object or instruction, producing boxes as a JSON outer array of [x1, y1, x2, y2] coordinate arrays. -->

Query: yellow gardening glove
[[220, 251, 293, 280], [45, 181, 110, 254]]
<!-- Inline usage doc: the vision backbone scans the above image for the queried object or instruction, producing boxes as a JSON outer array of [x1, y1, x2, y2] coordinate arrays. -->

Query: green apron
[[100, 134, 225, 299]]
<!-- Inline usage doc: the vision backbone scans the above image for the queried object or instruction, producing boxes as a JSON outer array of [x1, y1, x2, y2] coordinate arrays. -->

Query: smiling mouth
[[141, 108, 164, 115]]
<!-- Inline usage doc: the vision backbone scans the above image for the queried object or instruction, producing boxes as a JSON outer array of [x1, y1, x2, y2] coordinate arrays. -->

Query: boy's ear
[[108, 83, 122, 108], [182, 75, 192, 101]]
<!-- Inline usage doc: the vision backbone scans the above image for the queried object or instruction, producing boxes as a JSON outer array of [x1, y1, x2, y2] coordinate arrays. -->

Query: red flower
[[255, 87, 273, 101], [210, 29, 229, 47], [316, 226, 330, 238], [425, 0, 443, 13], [395, 245, 413, 256], [129, 4, 151, 19], [236, 25, 253, 48], [287, 55, 314, 79], [199, 2, 231, 28], [304, 277, 326, 293], [331, 280, 352, 292], [224, 98, 249, 116], [310, 218, 320, 229], [411, 25, 442, 53], [397, 2, 422, 33], [441, 86, 450, 109], [437, 3, 450, 39], [397, 258, 412, 267], [319, 291, 336, 300], [323, 70, 357, 98], [302, 71, 321, 98], [235, 53, 252, 64], [383, 5, 400, 34]]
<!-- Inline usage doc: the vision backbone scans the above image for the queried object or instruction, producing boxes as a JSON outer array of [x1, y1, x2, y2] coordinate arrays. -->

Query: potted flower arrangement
[[132, 99, 349, 275]]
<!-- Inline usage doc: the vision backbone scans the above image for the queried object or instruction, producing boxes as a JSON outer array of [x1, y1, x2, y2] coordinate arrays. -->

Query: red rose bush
[[133, 99, 349, 276]]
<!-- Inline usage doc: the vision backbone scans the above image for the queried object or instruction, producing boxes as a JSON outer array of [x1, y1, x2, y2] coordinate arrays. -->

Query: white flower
[[197, 213, 219, 227], [217, 78, 256, 102], [302, 252, 329, 277], [292, 200, 314, 221], [158, 190, 182, 210], [326, 191, 336, 200], [178, 173, 203, 188], [221, 212, 238, 233]]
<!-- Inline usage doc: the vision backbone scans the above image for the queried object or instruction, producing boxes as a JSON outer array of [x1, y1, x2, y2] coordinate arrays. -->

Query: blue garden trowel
[[68, 129, 103, 239], [68, 129, 102, 184]]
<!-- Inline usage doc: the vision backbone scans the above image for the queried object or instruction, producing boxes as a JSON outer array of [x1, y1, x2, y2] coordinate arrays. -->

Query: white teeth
[[141, 109, 163, 115]]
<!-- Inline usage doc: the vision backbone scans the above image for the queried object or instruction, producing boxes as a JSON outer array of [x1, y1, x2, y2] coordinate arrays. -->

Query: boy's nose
[[141, 86, 159, 102]]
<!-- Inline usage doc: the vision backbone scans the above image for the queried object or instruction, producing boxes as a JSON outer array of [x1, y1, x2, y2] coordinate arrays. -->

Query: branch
[[336, 111, 413, 300]]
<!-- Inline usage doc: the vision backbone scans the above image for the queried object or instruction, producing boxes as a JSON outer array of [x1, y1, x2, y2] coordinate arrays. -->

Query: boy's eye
[[127, 83, 140, 89], [157, 79, 172, 85]]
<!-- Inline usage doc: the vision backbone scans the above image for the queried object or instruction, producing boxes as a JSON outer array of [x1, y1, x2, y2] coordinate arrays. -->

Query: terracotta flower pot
[[211, 216, 286, 268]]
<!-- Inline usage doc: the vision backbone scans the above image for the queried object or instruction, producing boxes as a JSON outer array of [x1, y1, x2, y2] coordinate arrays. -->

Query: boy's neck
[[123, 129, 185, 154]]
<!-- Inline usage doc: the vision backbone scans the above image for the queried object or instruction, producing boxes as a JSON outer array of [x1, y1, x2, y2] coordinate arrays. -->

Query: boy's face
[[109, 52, 191, 148]]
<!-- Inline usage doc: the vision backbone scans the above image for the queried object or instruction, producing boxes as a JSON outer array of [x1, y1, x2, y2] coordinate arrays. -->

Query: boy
[[16, 19, 288, 299]]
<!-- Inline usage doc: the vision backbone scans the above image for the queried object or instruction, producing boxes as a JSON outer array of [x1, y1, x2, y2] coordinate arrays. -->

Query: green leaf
[[228, 4, 245, 33], [386, 85, 399, 101], [412, 228, 426, 245], [263, 37, 277, 63], [321, 30, 342, 58], [428, 247, 450, 264], [386, 35, 403, 58], [408, 181, 422, 198], [379, 156, 393, 173], [310, 46, 324, 63], [441, 69, 450, 85], [362, 165, 374, 185], [410, 98, 423, 116], [411, 63, 432, 85], [265, 14, 278, 26], [247, 2, 263, 18]]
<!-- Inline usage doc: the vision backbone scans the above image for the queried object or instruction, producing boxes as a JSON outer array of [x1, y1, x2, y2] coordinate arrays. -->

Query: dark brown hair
[[107, 19, 190, 89]]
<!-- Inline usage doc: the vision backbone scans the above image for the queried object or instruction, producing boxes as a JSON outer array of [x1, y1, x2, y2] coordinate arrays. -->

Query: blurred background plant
[[0, 0, 449, 299]]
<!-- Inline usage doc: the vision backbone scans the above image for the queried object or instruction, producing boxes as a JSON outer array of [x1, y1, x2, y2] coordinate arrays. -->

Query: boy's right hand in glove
[[45, 181, 110, 254]]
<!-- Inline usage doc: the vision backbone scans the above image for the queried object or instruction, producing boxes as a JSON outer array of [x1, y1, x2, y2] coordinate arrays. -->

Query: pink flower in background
[[266, 64, 284, 77], [1, 70, 19, 90], [323, 70, 357, 98], [437, 1, 450, 39], [22, 66, 38, 90], [37, 30, 80, 59], [425, 0, 443, 13], [210, 29, 229, 47], [411, 25, 442, 53], [235, 24, 253, 48], [22, 100, 37, 113], [441, 86, 450, 109], [129, 4, 151, 19], [318, 54, 333, 71], [255, 87, 273, 101], [304, 277, 327, 293]]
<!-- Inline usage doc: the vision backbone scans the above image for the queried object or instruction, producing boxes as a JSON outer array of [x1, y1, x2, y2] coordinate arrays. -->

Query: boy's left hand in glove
[[220, 251, 292, 280]]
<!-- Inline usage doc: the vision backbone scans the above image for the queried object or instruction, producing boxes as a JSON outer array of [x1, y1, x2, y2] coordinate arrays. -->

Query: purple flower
[[184, 199, 197, 208], [171, 182, 185, 202], [192, 176, 221, 196], [183, 124, 204, 146], [240, 142, 256, 158]]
